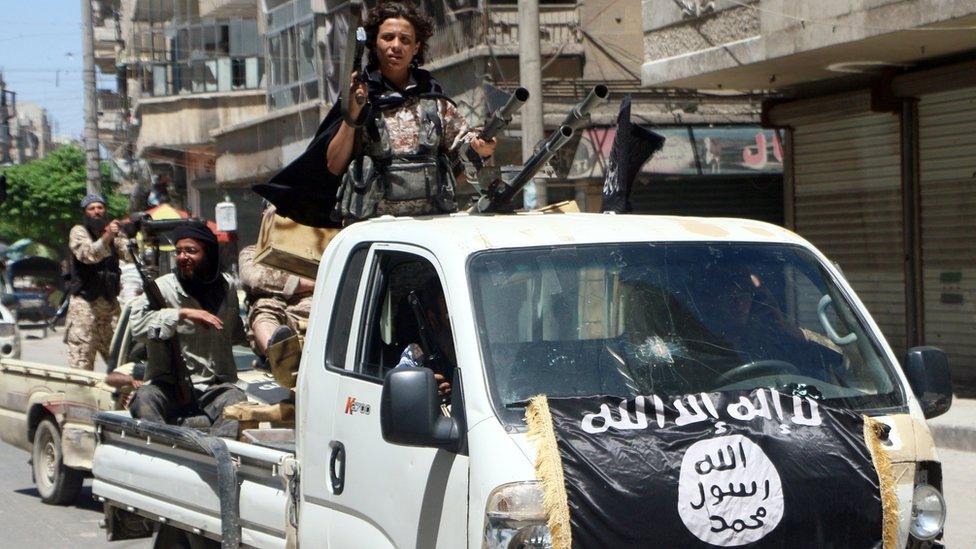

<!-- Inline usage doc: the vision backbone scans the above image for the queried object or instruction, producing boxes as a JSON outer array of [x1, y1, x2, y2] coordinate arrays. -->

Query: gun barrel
[[478, 125, 575, 212], [561, 84, 609, 130], [479, 87, 530, 141]]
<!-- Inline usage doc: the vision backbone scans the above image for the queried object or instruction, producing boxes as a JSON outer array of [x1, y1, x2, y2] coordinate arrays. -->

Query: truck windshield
[[469, 242, 906, 427]]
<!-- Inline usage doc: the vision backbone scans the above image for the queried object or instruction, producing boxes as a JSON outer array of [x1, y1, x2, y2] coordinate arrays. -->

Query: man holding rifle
[[66, 194, 131, 370], [255, 2, 499, 226], [128, 223, 247, 438]]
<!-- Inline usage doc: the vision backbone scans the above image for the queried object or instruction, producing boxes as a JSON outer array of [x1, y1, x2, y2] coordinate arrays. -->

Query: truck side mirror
[[904, 347, 952, 419], [381, 368, 460, 451]]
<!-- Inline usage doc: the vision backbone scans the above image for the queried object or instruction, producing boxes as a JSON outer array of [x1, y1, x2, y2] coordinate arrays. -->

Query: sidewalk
[[928, 397, 976, 453]]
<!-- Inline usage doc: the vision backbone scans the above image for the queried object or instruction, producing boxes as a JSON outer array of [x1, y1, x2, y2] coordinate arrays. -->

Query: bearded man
[[66, 193, 129, 370], [128, 223, 248, 438]]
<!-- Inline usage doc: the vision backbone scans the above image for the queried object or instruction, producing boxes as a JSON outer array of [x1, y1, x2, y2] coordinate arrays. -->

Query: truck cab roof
[[333, 212, 808, 255]]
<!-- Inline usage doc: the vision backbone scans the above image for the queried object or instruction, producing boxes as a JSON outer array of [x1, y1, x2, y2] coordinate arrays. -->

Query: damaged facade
[[641, 0, 976, 390]]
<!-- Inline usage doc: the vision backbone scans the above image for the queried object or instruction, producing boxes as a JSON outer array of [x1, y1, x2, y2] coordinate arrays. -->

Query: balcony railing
[[140, 56, 264, 97], [426, 5, 581, 63]]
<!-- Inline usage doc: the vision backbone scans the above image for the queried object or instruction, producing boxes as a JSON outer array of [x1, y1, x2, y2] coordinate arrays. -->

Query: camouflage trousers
[[247, 295, 312, 340], [66, 296, 119, 371]]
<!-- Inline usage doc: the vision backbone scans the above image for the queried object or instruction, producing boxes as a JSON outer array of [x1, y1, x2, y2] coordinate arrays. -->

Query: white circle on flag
[[676, 434, 784, 546]]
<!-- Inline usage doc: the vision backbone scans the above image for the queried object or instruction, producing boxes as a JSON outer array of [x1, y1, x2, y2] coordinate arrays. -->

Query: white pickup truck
[[91, 213, 952, 548]]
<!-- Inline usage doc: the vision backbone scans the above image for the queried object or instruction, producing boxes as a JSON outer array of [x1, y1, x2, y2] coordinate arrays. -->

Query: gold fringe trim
[[525, 395, 572, 549], [864, 417, 898, 549]]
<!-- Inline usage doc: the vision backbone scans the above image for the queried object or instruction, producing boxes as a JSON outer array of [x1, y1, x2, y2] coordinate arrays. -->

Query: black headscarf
[[171, 223, 226, 315], [252, 67, 455, 227]]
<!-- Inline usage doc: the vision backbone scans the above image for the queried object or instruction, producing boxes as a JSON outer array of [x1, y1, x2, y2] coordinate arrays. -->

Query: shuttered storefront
[[628, 174, 784, 225], [791, 110, 907, 357], [918, 87, 976, 385]]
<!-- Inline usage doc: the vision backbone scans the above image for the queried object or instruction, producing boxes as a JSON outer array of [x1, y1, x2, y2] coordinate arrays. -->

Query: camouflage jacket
[[238, 245, 312, 304]]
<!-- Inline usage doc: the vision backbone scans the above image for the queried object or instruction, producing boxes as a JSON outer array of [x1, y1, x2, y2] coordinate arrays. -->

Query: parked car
[[2, 256, 63, 333]]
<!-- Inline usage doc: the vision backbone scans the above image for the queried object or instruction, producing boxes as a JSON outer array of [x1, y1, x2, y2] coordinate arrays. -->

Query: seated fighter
[[127, 224, 248, 438]]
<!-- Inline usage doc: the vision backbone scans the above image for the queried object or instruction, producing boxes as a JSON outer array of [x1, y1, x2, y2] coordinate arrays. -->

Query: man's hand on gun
[[180, 308, 224, 330], [470, 136, 497, 159], [101, 219, 121, 243], [346, 73, 369, 123]]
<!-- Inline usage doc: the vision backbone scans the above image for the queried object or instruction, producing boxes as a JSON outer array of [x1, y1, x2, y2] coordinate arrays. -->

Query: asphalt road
[[2, 327, 974, 547], [1, 326, 149, 547]]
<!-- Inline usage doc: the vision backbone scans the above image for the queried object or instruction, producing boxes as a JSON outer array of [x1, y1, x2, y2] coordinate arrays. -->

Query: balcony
[[131, 0, 176, 22], [140, 57, 264, 97], [426, 5, 582, 67], [199, 0, 258, 18]]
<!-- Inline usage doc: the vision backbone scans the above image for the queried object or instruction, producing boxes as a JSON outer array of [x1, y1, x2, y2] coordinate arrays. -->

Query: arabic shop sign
[[563, 126, 784, 179]]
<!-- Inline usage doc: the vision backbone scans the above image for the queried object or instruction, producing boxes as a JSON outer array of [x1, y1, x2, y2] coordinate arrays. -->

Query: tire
[[32, 418, 84, 505]]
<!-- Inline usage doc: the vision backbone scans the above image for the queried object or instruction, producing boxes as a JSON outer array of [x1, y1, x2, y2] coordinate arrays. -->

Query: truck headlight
[[909, 483, 946, 541], [483, 481, 553, 549]]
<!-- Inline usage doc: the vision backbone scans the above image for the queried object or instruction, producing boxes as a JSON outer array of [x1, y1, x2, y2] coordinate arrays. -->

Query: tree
[[0, 145, 127, 252]]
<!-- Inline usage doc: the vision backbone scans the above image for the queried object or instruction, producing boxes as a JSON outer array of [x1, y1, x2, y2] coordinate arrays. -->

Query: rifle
[[124, 217, 196, 407], [406, 290, 448, 376], [339, 2, 368, 126]]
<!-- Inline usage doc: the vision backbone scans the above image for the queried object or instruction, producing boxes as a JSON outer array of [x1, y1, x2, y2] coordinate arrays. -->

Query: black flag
[[526, 390, 894, 548], [600, 94, 665, 214]]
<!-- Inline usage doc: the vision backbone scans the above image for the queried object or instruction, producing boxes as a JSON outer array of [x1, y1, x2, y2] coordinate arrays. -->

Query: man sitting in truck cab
[[127, 224, 248, 438], [694, 259, 844, 385]]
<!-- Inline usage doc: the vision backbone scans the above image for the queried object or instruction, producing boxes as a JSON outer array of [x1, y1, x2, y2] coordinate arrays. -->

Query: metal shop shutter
[[919, 87, 976, 384], [629, 174, 784, 225], [792, 111, 906, 357]]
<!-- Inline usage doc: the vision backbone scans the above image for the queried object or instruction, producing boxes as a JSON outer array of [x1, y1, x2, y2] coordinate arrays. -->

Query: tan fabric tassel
[[863, 417, 898, 549], [525, 395, 572, 549]]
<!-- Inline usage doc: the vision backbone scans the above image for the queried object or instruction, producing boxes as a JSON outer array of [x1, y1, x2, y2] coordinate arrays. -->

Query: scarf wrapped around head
[[171, 222, 226, 315]]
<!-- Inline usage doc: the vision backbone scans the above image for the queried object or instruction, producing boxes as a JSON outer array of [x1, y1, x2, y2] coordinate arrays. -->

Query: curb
[[930, 424, 976, 453]]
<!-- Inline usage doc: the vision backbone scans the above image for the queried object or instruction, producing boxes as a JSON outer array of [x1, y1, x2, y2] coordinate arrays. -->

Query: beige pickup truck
[[0, 304, 282, 505]]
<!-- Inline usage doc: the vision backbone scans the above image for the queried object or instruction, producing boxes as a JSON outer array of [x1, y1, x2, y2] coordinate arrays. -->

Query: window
[[470, 243, 906, 426], [325, 247, 369, 370], [356, 252, 455, 382]]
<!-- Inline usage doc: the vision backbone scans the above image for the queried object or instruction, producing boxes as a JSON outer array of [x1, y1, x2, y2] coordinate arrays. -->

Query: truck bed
[[92, 411, 297, 548], [0, 359, 110, 459]]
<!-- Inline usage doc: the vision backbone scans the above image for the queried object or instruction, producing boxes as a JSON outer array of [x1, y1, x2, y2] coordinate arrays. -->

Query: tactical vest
[[70, 230, 121, 302], [336, 98, 457, 221]]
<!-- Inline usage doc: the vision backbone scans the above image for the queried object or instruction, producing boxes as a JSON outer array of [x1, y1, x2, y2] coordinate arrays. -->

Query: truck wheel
[[32, 419, 84, 505]]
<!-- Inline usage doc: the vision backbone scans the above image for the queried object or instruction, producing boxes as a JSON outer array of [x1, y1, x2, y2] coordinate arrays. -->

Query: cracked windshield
[[470, 242, 905, 425]]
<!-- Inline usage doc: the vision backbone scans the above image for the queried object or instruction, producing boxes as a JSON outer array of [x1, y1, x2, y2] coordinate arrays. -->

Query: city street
[[0, 327, 147, 547], [0, 327, 972, 546]]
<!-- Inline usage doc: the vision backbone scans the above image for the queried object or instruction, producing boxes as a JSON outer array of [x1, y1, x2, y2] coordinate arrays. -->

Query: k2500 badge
[[344, 397, 371, 415]]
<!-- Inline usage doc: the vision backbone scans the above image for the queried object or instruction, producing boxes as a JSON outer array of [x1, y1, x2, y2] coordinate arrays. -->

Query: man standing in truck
[[127, 223, 247, 438], [238, 242, 314, 356], [66, 193, 130, 370]]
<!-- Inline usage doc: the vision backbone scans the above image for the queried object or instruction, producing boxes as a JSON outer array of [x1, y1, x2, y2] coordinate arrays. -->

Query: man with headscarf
[[66, 193, 130, 370], [128, 223, 247, 438]]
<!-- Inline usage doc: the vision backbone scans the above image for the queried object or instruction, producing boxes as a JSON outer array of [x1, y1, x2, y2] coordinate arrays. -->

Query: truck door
[[326, 244, 468, 548]]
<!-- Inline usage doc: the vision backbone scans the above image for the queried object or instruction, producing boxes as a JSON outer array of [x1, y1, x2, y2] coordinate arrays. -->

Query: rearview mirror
[[381, 368, 460, 451], [904, 347, 952, 419]]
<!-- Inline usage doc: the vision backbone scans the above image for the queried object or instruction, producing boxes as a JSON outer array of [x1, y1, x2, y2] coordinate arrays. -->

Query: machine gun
[[472, 125, 575, 213], [471, 84, 609, 213], [478, 87, 529, 142], [560, 84, 609, 130], [123, 214, 203, 407]]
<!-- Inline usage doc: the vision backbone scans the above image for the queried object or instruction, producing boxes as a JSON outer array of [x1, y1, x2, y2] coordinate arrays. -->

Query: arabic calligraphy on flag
[[526, 389, 887, 548]]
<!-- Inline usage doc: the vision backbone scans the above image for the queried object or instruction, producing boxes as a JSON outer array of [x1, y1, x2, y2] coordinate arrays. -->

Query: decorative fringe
[[863, 417, 898, 549], [525, 395, 572, 549]]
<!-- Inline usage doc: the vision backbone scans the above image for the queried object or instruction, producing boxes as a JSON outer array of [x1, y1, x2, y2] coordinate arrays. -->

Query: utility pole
[[81, 0, 102, 193], [0, 73, 11, 164], [518, 0, 546, 208]]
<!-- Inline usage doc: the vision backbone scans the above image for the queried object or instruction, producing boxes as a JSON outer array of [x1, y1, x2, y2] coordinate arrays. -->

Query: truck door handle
[[329, 442, 345, 495]]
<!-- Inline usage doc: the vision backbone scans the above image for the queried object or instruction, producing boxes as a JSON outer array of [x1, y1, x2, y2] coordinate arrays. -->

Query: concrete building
[[112, 0, 267, 235], [9, 102, 53, 165], [641, 0, 976, 390]]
